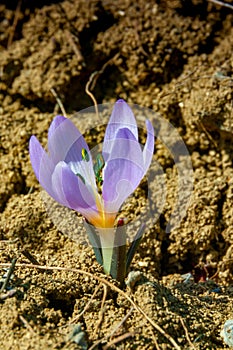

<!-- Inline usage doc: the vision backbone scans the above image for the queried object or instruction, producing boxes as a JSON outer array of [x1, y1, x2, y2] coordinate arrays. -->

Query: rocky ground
[[0, 0, 233, 349]]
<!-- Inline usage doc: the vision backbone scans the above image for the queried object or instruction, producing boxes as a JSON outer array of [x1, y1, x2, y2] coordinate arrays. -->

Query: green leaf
[[110, 225, 127, 286], [126, 224, 145, 272], [83, 220, 103, 265]]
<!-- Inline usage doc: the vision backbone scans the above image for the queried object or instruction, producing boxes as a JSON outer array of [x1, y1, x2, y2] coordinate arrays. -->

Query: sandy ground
[[0, 0, 233, 349]]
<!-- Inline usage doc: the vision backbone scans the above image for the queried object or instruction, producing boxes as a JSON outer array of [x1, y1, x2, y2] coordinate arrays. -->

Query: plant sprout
[[29, 99, 154, 285]]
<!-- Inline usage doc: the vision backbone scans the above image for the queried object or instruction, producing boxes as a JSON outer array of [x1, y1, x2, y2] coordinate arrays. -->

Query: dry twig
[[94, 284, 108, 336], [85, 77, 99, 119], [50, 88, 67, 117], [85, 53, 120, 119], [103, 332, 135, 350], [21, 250, 41, 266], [19, 315, 35, 334], [0, 262, 181, 350], [65, 30, 84, 62], [109, 307, 134, 338], [7, 0, 22, 48], [207, 0, 233, 10], [0, 258, 17, 293], [69, 284, 102, 324], [149, 325, 162, 350], [180, 317, 196, 349], [198, 120, 218, 148], [89, 307, 135, 349]]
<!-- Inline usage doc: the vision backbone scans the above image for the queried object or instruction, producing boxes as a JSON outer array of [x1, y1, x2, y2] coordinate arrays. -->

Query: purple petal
[[48, 115, 66, 140], [143, 120, 154, 172], [103, 128, 142, 165], [103, 159, 144, 214], [102, 128, 144, 214], [29, 136, 57, 200], [29, 135, 45, 180], [103, 100, 138, 160], [48, 116, 97, 188], [51, 161, 98, 221], [48, 117, 90, 165]]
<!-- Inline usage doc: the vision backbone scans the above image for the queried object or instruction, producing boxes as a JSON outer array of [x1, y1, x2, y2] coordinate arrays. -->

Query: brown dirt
[[0, 0, 233, 349]]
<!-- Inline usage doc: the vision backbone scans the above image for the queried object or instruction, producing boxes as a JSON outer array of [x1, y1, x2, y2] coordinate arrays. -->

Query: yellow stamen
[[90, 202, 115, 229]]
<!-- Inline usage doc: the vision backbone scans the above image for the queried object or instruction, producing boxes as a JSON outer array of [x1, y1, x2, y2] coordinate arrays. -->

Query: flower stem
[[99, 226, 127, 286], [99, 228, 115, 272], [83, 220, 103, 266], [110, 237, 126, 286]]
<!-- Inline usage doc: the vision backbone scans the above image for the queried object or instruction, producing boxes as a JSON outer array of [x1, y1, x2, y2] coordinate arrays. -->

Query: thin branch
[[180, 317, 196, 349], [19, 315, 35, 334], [89, 53, 120, 92], [207, 0, 233, 10], [50, 88, 67, 117], [65, 30, 84, 62], [109, 307, 134, 338], [0, 258, 17, 292], [103, 332, 135, 350], [94, 284, 108, 336], [69, 284, 102, 324], [7, 0, 22, 48], [85, 53, 120, 119], [0, 262, 181, 350], [89, 307, 134, 349], [85, 76, 99, 119], [21, 249, 41, 266], [198, 120, 218, 148]]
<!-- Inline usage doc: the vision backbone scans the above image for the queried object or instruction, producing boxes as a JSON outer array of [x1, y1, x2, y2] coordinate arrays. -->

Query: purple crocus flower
[[29, 99, 154, 231]]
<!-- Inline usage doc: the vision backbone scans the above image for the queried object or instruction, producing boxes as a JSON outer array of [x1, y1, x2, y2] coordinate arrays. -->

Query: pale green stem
[[98, 228, 115, 275], [98, 226, 127, 286]]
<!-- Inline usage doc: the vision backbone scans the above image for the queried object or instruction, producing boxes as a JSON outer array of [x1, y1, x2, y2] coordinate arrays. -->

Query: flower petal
[[103, 159, 144, 214], [48, 115, 66, 140], [103, 100, 138, 160], [103, 127, 142, 165], [51, 161, 98, 221], [102, 128, 144, 214], [143, 120, 154, 173], [48, 116, 97, 189], [29, 136, 57, 199], [48, 117, 90, 165], [64, 142, 97, 192], [29, 135, 45, 180]]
